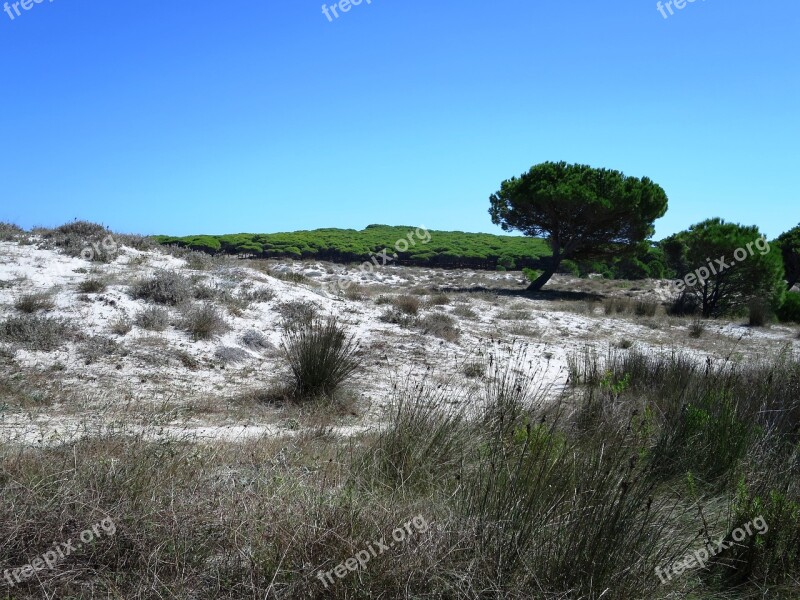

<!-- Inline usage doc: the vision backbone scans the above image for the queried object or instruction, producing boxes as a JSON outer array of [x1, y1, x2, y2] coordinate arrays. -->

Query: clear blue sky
[[1, 0, 797, 239]]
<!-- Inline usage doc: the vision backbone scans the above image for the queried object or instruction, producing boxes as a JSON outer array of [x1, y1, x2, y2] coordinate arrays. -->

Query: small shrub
[[776, 292, 800, 323], [109, 316, 133, 336], [175, 349, 199, 369], [0, 315, 72, 351], [135, 306, 171, 331], [281, 317, 360, 399], [80, 335, 122, 364], [271, 271, 309, 284], [240, 330, 273, 351], [78, 278, 107, 294], [277, 301, 317, 331], [114, 233, 156, 252], [132, 270, 191, 305], [240, 285, 275, 304], [420, 313, 459, 342], [392, 295, 420, 315], [604, 297, 657, 316], [14, 292, 55, 313], [193, 283, 220, 300], [497, 255, 516, 270], [40, 221, 115, 262], [56, 220, 108, 237], [181, 305, 230, 340], [452, 304, 478, 319], [214, 346, 250, 364], [689, 319, 705, 338], [217, 290, 251, 316], [0, 222, 24, 241], [426, 293, 451, 306], [379, 309, 416, 328], [343, 285, 368, 301], [185, 251, 213, 270]]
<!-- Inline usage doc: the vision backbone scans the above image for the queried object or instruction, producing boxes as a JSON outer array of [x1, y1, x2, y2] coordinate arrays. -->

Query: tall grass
[[1, 344, 798, 598], [281, 317, 360, 399]]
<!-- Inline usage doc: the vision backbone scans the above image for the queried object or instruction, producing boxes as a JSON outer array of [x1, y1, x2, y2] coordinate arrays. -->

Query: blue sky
[[0, 0, 797, 239]]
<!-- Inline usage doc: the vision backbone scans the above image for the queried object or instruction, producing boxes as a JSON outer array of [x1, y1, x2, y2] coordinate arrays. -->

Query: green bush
[[523, 268, 543, 283], [777, 292, 800, 323], [560, 259, 580, 277], [497, 254, 516, 270]]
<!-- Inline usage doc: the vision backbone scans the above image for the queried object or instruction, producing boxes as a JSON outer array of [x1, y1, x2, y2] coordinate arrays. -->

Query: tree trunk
[[527, 256, 561, 291]]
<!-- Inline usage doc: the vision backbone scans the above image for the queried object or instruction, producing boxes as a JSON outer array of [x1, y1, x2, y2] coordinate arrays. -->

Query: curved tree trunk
[[526, 256, 561, 291]]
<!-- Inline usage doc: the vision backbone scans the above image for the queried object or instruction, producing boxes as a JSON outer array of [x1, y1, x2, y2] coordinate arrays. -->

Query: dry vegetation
[[0, 225, 799, 599]]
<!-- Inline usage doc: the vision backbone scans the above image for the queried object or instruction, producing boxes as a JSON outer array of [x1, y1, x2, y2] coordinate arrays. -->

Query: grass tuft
[[281, 317, 360, 399], [14, 291, 55, 313]]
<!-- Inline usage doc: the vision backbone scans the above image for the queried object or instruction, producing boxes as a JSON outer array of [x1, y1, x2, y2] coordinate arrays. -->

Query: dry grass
[[77, 277, 108, 293], [0, 338, 798, 599], [419, 313, 459, 342], [277, 301, 317, 331], [109, 316, 133, 336], [689, 319, 706, 338], [0, 315, 73, 351], [603, 296, 660, 318], [425, 293, 451, 307], [497, 309, 530, 320], [391, 295, 420, 315], [452, 304, 478, 319], [13, 291, 55, 313]]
